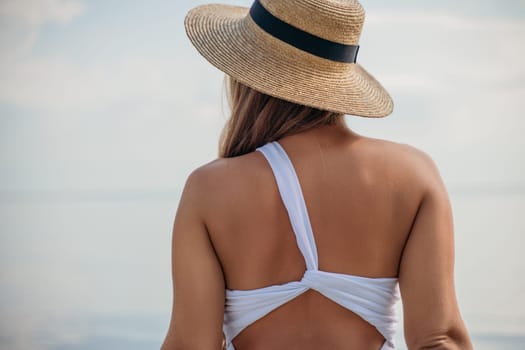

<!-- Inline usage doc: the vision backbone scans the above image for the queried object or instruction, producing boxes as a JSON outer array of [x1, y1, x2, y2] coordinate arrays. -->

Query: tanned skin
[[161, 118, 473, 350]]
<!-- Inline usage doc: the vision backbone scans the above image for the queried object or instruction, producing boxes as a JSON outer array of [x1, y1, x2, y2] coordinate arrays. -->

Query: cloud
[[364, 11, 525, 90], [0, 0, 84, 61], [0, 53, 226, 127], [368, 10, 525, 30], [2, 10, 523, 115], [0, 0, 219, 117], [350, 10, 525, 185], [0, 56, 175, 112], [361, 0, 525, 19], [0, 6, 524, 190], [0, 0, 84, 25]]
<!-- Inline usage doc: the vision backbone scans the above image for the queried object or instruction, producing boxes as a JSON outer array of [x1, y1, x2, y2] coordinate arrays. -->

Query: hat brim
[[185, 4, 394, 118]]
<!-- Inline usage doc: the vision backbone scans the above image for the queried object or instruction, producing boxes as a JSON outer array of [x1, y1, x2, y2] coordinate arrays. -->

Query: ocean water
[[0, 190, 523, 350]]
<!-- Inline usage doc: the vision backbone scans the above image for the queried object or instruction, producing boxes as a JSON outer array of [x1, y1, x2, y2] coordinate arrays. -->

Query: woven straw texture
[[185, 1, 393, 118]]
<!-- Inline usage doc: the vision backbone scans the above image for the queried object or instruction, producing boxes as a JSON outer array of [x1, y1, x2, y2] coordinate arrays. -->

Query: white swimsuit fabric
[[223, 141, 400, 350]]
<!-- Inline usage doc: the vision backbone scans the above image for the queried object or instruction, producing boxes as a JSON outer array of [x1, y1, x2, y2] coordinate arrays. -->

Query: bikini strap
[[256, 141, 318, 271]]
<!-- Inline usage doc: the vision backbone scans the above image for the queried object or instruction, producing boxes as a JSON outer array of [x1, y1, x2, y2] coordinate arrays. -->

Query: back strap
[[256, 141, 318, 271]]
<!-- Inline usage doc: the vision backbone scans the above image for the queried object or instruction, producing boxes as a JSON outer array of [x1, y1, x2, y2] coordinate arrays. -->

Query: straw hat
[[184, 0, 393, 118]]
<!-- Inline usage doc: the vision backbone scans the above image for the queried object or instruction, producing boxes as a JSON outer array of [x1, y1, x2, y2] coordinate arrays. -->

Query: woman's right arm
[[398, 151, 473, 350]]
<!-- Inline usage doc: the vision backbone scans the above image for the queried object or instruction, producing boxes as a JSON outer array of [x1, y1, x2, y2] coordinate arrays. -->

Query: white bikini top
[[223, 141, 400, 350]]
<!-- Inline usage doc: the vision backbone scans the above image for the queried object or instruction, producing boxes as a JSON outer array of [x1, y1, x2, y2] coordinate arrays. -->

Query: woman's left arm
[[161, 169, 225, 350]]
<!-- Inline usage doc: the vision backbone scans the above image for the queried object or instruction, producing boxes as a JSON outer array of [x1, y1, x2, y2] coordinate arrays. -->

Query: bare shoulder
[[360, 135, 435, 164], [181, 151, 263, 205], [357, 135, 444, 190], [187, 151, 259, 183], [183, 157, 228, 191]]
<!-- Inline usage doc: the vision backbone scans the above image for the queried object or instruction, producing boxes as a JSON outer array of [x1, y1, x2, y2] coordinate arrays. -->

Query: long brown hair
[[218, 76, 343, 158]]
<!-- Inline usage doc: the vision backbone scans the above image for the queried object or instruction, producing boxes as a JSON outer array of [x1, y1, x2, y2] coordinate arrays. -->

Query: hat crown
[[259, 0, 365, 45]]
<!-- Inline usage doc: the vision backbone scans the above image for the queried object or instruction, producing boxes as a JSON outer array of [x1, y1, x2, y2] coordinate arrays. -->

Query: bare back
[[201, 123, 423, 349]]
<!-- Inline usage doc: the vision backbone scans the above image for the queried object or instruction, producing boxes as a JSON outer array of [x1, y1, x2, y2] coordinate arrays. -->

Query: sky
[[0, 0, 523, 194], [0, 1, 524, 349]]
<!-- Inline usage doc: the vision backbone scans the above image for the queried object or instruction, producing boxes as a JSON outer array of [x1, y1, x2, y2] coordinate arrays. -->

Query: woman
[[162, 0, 473, 349]]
